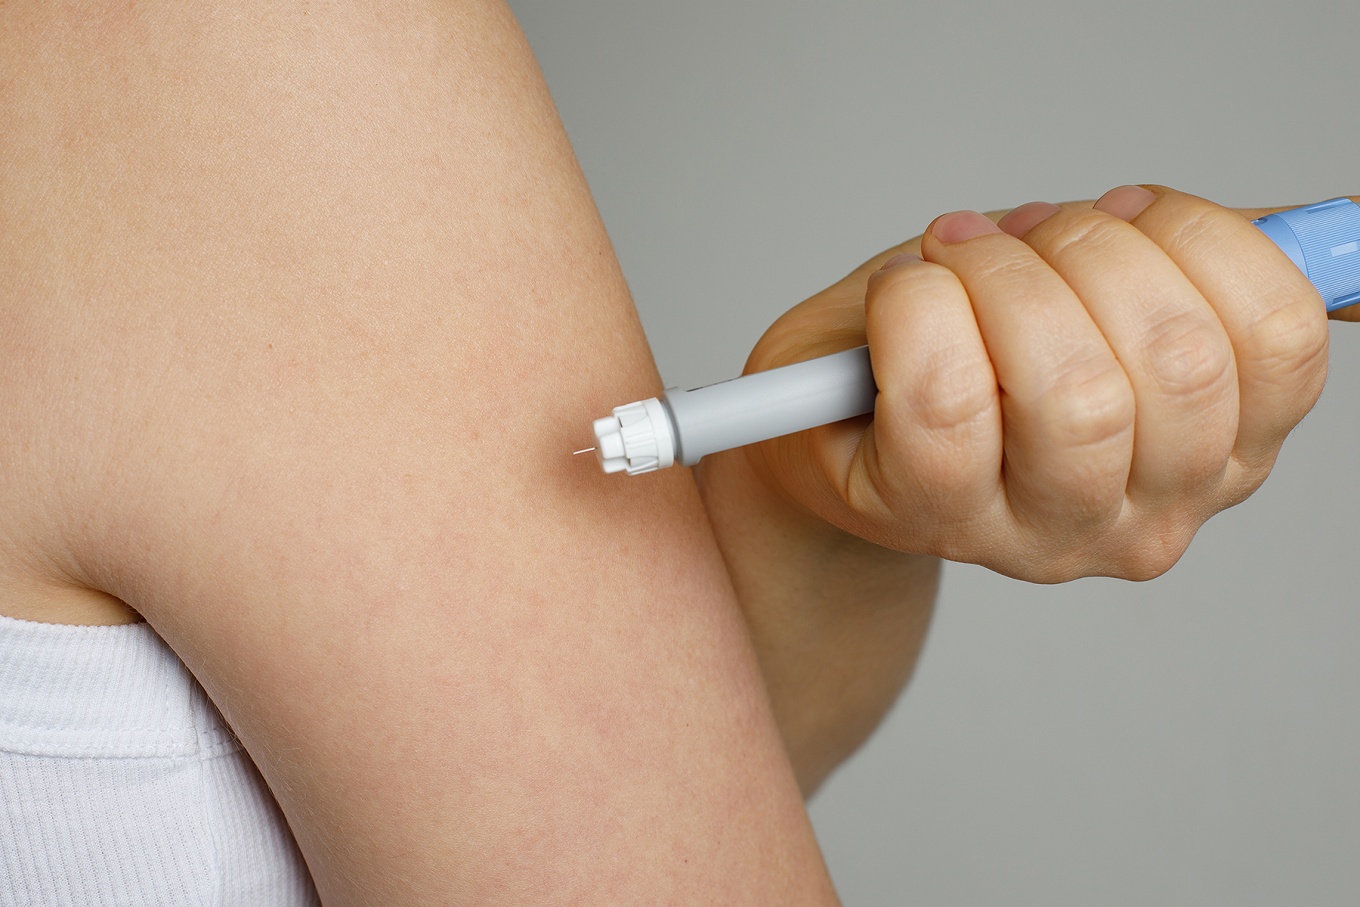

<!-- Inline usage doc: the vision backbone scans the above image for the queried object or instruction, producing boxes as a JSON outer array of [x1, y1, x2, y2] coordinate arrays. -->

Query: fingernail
[[932, 210, 1004, 244], [878, 252, 922, 270], [1094, 185, 1157, 222], [997, 201, 1062, 238]]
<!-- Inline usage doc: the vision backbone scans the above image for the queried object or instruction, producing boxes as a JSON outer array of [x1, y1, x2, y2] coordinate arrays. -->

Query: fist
[[746, 186, 1334, 582]]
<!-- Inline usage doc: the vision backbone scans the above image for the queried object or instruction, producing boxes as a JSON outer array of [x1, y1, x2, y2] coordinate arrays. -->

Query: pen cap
[[1253, 197, 1360, 311], [592, 396, 676, 475]]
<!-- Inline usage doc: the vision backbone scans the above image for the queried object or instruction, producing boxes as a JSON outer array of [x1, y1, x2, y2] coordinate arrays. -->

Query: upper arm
[[0, 2, 834, 901]]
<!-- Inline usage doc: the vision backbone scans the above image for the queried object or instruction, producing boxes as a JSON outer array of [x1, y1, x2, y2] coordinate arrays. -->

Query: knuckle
[[1220, 466, 1269, 509], [908, 349, 998, 433], [1139, 309, 1234, 398], [1237, 298, 1330, 398], [866, 256, 950, 308], [1032, 352, 1135, 450], [1101, 500, 1207, 581], [1163, 204, 1231, 262], [1040, 212, 1127, 266], [1116, 525, 1195, 581], [1022, 526, 1189, 584], [1000, 504, 1204, 584]]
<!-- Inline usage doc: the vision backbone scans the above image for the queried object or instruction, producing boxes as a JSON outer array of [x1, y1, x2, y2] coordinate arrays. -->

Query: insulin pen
[[583, 198, 1360, 476]]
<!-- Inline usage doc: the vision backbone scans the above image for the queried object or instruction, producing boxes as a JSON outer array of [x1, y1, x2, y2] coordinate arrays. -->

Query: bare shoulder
[[0, 2, 833, 902]]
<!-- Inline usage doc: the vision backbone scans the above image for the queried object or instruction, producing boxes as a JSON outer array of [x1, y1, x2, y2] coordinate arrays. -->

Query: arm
[[698, 446, 939, 796], [0, 2, 836, 902]]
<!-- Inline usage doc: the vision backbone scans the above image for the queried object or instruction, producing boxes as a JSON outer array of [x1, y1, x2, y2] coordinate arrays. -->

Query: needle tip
[[572, 447, 596, 456]]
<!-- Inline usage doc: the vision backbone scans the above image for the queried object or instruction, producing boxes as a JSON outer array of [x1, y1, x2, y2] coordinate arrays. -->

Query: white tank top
[[0, 614, 319, 906]]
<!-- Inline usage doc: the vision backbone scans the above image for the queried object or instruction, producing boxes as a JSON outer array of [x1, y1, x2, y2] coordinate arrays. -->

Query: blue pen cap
[[1253, 197, 1360, 311]]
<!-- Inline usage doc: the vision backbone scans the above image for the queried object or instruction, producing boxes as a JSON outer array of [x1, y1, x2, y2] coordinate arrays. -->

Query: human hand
[[743, 186, 1344, 582]]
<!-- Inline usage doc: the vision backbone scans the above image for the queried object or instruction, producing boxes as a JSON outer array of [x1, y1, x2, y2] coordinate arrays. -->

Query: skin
[[0, 3, 835, 903], [699, 187, 1354, 792], [735, 188, 1348, 584], [0, 0, 1350, 899]]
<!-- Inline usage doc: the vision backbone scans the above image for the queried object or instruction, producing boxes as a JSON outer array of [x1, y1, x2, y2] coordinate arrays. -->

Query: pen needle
[[572, 447, 596, 456]]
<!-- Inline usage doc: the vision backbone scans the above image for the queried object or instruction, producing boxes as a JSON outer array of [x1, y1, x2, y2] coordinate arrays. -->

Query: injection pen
[[585, 198, 1360, 476]]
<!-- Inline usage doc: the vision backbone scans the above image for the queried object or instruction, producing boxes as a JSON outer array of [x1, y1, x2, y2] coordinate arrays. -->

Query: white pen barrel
[[662, 345, 877, 466]]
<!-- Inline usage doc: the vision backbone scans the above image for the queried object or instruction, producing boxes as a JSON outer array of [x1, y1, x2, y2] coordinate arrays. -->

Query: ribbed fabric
[[0, 614, 319, 907]]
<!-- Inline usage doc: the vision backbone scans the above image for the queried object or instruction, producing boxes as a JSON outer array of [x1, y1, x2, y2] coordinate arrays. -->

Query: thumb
[[736, 244, 925, 546]]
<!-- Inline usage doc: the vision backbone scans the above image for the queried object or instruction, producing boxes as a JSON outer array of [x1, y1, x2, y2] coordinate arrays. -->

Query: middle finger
[[1021, 195, 1239, 503]]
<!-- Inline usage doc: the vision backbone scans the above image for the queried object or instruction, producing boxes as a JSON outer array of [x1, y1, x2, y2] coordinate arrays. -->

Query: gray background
[[508, 2, 1360, 903]]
